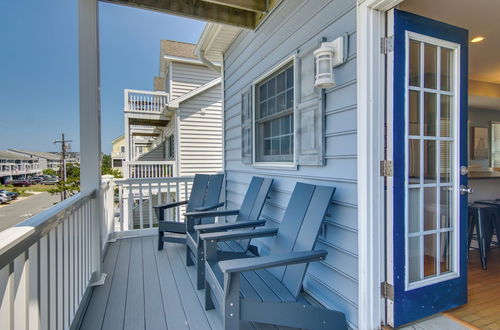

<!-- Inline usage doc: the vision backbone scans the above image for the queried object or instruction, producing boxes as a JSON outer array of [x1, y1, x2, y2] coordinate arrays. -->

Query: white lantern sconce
[[313, 36, 346, 89]]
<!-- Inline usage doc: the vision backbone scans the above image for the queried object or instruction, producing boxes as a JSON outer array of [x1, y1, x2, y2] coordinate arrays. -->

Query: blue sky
[[0, 0, 205, 154]]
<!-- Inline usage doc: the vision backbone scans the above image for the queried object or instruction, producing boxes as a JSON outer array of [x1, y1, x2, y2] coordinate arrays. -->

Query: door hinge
[[381, 281, 394, 300], [381, 36, 394, 54], [380, 160, 393, 177]]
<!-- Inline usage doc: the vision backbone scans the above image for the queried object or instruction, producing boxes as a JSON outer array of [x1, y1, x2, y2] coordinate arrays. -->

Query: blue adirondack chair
[[183, 176, 273, 289], [199, 182, 347, 330], [153, 174, 224, 250]]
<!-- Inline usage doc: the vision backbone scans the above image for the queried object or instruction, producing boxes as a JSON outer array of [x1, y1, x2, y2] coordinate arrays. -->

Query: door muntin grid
[[405, 32, 461, 290]]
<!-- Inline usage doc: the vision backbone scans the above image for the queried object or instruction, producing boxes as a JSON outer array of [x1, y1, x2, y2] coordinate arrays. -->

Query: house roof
[[160, 40, 197, 60], [112, 135, 125, 144], [168, 77, 221, 108], [0, 151, 35, 161], [195, 23, 242, 62], [8, 149, 61, 161]]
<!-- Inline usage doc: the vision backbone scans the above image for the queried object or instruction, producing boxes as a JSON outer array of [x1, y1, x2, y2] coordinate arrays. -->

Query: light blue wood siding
[[223, 0, 358, 328]]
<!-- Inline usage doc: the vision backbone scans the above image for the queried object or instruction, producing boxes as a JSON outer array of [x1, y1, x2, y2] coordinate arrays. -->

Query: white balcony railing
[[124, 160, 175, 179], [0, 162, 41, 177], [115, 176, 194, 231], [124, 89, 168, 113], [0, 189, 98, 329]]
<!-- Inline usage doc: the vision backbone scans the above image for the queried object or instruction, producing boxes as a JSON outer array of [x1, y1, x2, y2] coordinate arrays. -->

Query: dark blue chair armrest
[[194, 220, 266, 233], [192, 202, 225, 212], [184, 209, 239, 218], [153, 200, 188, 210], [199, 227, 278, 242], [219, 250, 328, 273]]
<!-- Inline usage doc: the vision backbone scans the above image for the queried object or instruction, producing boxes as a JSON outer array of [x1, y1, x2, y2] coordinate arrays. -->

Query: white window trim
[[404, 31, 461, 291], [251, 54, 297, 168]]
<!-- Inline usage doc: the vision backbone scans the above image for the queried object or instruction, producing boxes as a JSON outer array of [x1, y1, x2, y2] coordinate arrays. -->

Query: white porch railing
[[0, 189, 98, 329], [0, 162, 41, 177], [115, 176, 194, 232], [124, 161, 175, 179], [124, 89, 168, 113]]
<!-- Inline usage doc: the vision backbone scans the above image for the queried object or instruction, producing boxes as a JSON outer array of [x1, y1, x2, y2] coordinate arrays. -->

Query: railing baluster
[[0, 263, 12, 329], [148, 183, 153, 228], [28, 242, 40, 330], [40, 236, 48, 330], [57, 224, 63, 330], [119, 184, 124, 232], [13, 252, 28, 330], [175, 181, 180, 222], [63, 221, 69, 329], [139, 183, 144, 229], [49, 229, 56, 330]]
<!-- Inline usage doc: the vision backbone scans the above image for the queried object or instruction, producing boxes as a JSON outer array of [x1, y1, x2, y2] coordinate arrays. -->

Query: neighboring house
[[123, 40, 223, 179], [0, 151, 41, 184], [8, 149, 61, 172], [111, 135, 125, 174]]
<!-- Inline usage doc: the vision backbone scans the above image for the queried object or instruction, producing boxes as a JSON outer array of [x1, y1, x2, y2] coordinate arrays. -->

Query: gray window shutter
[[241, 87, 253, 164], [296, 51, 325, 166]]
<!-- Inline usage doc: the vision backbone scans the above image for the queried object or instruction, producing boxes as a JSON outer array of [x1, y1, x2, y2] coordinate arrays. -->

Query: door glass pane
[[424, 92, 437, 136], [409, 236, 421, 282], [440, 141, 452, 182], [440, 187, 452, 229], [409, 91, 420, 135], [424, 234, 437, 278], [409, 40, 421, 87], [409, 139, 420, 184], [424, 43, 437, 89], [423, 187, 437, 231], [440, 231, 452, 273], [441, 95, 452, 137], [424, 140, 437, 183], [409, 188, 421, 233], [441, 48, 452, 91]]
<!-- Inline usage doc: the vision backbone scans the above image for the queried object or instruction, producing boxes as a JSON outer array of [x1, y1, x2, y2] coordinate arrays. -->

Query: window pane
[[424, 43, 437, 89], [409, 40, 420, 87], [264, 139, 271, 155], [424, 92, 437, 136], [409, 91, 420, 135], [424, 234, 437, 278], [271, 119, 279, 137], [281, 135, 291, 155], [441, 48, 452, 91], [286, 89, 294, 109], [281, 116, 291, 134], [440, 231, 452, 273], [260, 101, 267, 118], [440, 141, 452, 183], [440, 187, 452, 229], [286, 67, 293, 88], [268, 97, 276, 115], [277, 71, 286, 93], [424, 140, 437, 183], [268, 77, 276, 96], [277, 93, 286, 112], [264, 122, 271, 138], [409, 236, 421, 282], [423, 187, 437, 231], [409, 188, 420, 233], [260, 83, 267, 101], [409, 139, 420, 184], [271, 138, 280, 155], [440, 95, 451, 137]]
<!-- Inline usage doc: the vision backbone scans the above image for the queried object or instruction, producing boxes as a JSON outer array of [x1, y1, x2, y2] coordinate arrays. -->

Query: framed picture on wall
[[470, 126, 489, 160]]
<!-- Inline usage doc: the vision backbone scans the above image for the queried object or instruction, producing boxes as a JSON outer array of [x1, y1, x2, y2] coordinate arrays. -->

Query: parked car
[[0, 195, 8, 204], [28, 176, 44, 184], [9, 179, 31, 187], [0, 190, 18, 200], [0, 192, 12, 203], [43, 177, 59, 185]]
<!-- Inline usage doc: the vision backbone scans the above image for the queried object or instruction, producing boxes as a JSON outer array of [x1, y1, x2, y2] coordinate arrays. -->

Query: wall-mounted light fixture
[[313, 36, 345, 89]]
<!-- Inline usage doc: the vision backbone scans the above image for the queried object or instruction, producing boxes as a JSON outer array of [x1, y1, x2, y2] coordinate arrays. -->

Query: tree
[[101, 154, 122, 178], [48, 163, 80, 198], [43, 168, 57, 176]]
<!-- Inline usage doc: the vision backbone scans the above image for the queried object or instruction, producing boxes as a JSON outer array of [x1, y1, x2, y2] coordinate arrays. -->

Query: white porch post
[[78, 0, 105, 285]]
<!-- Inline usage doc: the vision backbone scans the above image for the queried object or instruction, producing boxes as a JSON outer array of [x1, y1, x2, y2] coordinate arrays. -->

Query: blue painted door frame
[[392, 9, 469, 327]]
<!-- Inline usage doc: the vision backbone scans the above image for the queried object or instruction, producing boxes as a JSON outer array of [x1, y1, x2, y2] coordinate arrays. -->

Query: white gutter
[[196, 49, 221, 74]]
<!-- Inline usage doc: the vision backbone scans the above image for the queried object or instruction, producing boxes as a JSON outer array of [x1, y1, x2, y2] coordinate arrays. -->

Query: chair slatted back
[[268, 183, 335, 297], [185, 174, 210, 212], [233, 177, 273, 250], [198, 174, 224, 225]]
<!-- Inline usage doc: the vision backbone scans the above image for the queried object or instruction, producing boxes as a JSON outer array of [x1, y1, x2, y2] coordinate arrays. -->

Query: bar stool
[[475, 200, 500, 245], [468, 203, 497, 270]]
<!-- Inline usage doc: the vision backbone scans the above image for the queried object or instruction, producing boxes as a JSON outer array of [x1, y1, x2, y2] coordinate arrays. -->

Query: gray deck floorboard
[[79, 236, 300, 330]]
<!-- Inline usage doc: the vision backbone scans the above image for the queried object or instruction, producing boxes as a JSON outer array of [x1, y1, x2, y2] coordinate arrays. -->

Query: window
[[120, 146, 125, 153], [113, 159, 123, 167], [166, 135, 175, 160], [255, 63, 294, 163]]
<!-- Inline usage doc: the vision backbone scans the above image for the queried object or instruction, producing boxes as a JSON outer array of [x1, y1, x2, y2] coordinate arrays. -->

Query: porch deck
[[79, 236, 300, 330]]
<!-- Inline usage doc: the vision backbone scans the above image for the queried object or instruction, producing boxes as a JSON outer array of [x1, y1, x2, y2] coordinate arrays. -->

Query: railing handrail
[[125, 89, 168, 96], [124, 160, 175, 165], [115, 176, 194, 185], [0, 189, 97, 270]]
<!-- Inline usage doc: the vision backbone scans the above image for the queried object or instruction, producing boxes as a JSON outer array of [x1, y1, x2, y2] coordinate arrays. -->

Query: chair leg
[[196, 245, 205, 290], [468, 212, 475, 250], [158, 230, 164, 250], [205, 280, 215, 311], [223, 274, 240, 330], [477, 210, 490, 270]]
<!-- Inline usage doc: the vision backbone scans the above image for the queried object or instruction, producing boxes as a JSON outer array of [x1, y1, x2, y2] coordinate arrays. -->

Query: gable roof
[[0, 151, 35, 161], [160, 40, 197, 59], [8, 149, 61, 161]]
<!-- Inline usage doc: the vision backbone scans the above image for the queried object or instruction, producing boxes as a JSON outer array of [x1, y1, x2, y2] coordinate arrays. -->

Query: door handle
[[459, 185, 473, 195]]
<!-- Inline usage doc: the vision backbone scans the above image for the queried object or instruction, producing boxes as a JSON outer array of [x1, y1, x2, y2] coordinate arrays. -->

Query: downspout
[[196, 49, 221, 74]]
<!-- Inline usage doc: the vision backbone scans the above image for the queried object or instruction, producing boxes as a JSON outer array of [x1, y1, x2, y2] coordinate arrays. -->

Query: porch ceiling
[[131, 132, 160, 137], [100, 0, 270, 29], [128, 118, 169, 126]]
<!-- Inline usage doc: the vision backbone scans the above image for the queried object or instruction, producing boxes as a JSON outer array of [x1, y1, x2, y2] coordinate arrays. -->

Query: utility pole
[[54, 133, 72, 201]]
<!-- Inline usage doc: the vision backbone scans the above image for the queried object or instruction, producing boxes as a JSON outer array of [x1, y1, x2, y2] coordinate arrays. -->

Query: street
[[0, 192, 61, 232]]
